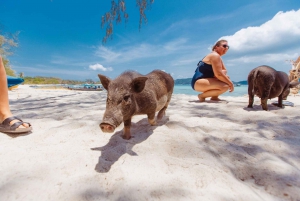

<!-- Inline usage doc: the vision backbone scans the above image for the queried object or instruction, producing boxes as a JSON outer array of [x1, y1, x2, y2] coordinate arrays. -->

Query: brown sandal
[[0, 116, 32, 134]]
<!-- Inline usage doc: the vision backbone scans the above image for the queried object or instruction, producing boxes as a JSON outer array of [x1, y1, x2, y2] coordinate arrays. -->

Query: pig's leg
[[277, 94, 283, 108], [261, 98, 268, 110], [157, 107, 166, 120], [123, 119, 131, 140], [261, 85, 271, 111], [261, 91, 269, 110], [248, 94, 254, 108], [261, 90, 270, 111], [247, 82, 254, 108], [157, 93, 172, 120], [147, 112, 157, 126]]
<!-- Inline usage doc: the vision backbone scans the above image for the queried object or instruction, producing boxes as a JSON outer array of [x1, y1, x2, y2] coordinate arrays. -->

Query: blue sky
[[1, 0, 300, 82]]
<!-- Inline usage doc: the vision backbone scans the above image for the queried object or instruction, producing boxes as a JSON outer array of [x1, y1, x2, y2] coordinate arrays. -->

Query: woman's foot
[[198, 94, 206, 102], [210, 96, 228, 103], [0, 115, 32, 133], [1, 114, 30, 129], [210, 96, 222, 101]]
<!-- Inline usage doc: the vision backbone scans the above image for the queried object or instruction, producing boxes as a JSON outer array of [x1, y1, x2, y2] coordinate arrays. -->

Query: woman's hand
[[222, 70, 230, 79], [229, 83, 234, 92]]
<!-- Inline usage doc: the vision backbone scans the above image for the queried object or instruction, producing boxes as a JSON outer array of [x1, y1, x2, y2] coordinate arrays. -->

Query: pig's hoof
[[122, 135, 131, 140], [148, 119, 157, 126], [247, 105, 253, 108], [150, 122, 157, 126]]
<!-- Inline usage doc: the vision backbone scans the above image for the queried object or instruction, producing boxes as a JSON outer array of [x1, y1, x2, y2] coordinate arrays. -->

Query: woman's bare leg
[[0, 56, 29, 128], [0, 56, 12, 120], [194, 78, 229, 102]]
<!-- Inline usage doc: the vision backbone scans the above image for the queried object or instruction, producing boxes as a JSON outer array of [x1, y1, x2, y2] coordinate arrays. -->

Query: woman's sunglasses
[[221, 44, 230, 49]]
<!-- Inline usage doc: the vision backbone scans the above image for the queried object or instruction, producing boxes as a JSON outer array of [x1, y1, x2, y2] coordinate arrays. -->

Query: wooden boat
[[8, 85, 19, 90], [66, 84, 103, 91]]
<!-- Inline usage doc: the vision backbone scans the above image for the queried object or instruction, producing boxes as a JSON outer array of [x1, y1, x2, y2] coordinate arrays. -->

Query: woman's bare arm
[[210, 54, 234, 92], [221, 60, 227, 74]]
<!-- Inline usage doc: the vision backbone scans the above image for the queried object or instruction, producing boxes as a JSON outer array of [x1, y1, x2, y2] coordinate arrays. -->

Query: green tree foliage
[[24, 76, 62, 84], [85, 79, 95, 84], [174, 78, 192, 85], [23, 76, 100, 85], [19, 72, 24, 78], [0, 32, 19, 76], [2, 57, 15, 76], [101, 0, 154, 43]]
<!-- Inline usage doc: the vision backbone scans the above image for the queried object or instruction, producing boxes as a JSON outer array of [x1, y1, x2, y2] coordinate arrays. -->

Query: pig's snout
[[100, 123, 115, 133]]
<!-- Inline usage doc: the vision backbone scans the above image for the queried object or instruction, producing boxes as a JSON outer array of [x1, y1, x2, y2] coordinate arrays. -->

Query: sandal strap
[[1, 116, 31, 130], [10, 121, 24, 130], [2, 116, 22, 125], [10, 121, 31, 130]]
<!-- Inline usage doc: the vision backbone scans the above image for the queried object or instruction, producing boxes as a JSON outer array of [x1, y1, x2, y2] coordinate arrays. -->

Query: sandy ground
[[1, 85, 300, 201]]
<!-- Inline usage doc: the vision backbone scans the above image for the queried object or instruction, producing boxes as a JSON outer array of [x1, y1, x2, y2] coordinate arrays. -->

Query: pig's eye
[[123, 95, 130, 102]]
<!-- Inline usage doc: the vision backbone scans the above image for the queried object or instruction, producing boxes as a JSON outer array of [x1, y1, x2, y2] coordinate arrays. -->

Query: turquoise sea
[[30, 84, 248, 97], [173, 84, 248, 97]]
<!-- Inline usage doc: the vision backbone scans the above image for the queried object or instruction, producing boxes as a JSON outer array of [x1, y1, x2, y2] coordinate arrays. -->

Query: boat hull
[[7, 76, 24, 88]]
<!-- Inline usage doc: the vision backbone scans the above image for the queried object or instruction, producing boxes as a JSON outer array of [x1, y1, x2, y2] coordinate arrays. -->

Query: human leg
[[194, 78, 229, 101], [0, 56, 13, 121], [0, 56, 31, 132]]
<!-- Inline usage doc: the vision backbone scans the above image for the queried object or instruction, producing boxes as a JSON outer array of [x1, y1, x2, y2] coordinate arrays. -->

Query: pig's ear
[[289, 80, 300, 88], [98, 74, 111, 90], [131, 77, 148, 93]]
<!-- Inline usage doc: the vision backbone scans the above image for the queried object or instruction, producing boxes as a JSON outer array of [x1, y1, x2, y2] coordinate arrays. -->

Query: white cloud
[[221, 9, 300, 53], [89, 63, 113, 71], [95, 46, 121, 62], [95, 38, 191, 64], [121, 43, 161, 60], [227, 52, 299, 65], [95, 44, 158, 63], [159, 20, 189, 36], [163, 38, 188, 51], [50, 55, 92, 67], [171, 58, 198, 67]]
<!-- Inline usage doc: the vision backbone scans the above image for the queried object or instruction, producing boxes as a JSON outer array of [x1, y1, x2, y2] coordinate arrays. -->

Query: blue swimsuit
[[191, 60, 215, 90]]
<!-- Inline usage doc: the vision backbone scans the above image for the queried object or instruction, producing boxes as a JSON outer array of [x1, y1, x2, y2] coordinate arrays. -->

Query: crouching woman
[[191, 39, 234, 102]]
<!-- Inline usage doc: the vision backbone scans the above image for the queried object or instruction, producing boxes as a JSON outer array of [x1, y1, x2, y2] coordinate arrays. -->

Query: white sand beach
[[1, 85, 300, 201]]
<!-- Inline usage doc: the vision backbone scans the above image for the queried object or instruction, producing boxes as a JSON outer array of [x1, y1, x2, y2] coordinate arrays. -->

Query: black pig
[[247, 65, 299, 110], [98, 70, 174, 139]]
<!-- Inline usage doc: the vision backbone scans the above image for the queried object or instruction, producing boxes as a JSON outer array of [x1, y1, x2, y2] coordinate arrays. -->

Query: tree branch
[[101, 0, 154, 43]]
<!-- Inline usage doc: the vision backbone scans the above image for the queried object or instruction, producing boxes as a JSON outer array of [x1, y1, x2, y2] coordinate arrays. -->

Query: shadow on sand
[[91, 117, 169, 173], [4, 131, 33, 138]]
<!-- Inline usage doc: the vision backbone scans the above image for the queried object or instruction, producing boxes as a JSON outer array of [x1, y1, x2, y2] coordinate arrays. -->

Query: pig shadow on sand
[[91, 117, 169, 173], [242, 103, 285, 111]]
